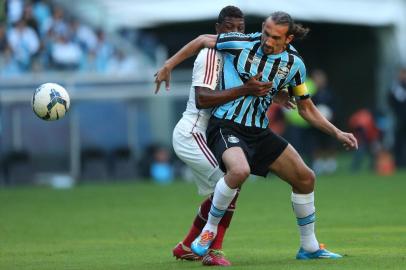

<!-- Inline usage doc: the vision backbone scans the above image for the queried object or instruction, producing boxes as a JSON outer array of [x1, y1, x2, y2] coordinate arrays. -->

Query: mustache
[[262, 45, 273, 51]]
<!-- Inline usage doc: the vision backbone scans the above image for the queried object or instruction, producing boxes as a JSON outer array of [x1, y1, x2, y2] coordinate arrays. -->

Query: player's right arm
[[154, 34, 217, 93], [195, 74, 272, 109], [191, 48, 272, 109]]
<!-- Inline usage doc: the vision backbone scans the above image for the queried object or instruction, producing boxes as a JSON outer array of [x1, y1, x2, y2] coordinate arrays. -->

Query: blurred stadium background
[[1, 0, 406, 184], [1, 0, 406, 269]]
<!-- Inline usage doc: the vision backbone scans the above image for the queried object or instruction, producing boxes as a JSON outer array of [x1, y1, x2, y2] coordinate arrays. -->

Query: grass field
[[1, 172, 406, 269]]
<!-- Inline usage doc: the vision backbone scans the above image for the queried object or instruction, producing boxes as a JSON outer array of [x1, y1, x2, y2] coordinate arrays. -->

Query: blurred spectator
[[139, 144, 159, 178], [348, 109, 380, 172], [0, 24, 7, 52], [68, 18, 97, 52], [23, 3, 39, 35], [32, 0, 52, 37], [107, 48, 138, 75], [0, 25, 20, 76], [93, 30, 113, 73], [44, 5, 69, 39], [375, 148, 395, 175], [309, 69, 337, 175], [6, 0, 24, 25], [81, 50, 97, 73], [388, 67, 406, 168], [0, 50, 21, 76], [389, 67, 406, 168], [50, 34, 82, 70], [136, 31, 159, 62], [150, 146, 174, 184], [283, 76, 317, 163], [6, 19, 39, 71]]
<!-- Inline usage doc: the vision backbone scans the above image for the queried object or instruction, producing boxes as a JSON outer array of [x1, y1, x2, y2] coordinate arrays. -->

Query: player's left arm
[[296, 94, 358, 150], [289, 58, 357, 150]]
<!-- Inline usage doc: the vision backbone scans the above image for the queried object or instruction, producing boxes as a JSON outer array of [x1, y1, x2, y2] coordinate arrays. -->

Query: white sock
[[203, 177, 237, 235], [291, 192, 319, 252]]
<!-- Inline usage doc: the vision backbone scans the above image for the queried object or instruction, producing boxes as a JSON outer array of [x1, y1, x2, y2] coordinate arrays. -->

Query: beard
[[262, 44, 274, 55]]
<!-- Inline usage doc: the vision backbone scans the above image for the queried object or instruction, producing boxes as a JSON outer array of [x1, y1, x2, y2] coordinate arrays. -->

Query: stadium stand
[[1, 0, 159, 77]]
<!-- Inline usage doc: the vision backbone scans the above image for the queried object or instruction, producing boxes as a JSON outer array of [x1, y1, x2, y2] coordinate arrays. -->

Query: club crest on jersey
[[277, 66, 290, 79], [227, 135, 239, 144]]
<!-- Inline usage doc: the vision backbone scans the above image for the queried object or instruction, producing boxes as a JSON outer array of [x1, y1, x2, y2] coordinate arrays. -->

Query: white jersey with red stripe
[[172, 48, 224, 195], [182, 48, 223, 132]]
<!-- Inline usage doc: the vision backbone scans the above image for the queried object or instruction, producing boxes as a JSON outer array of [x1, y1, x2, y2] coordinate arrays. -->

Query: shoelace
[[180, 243, 192, 252], [209, 249, 226, 258], [199, 231, 214, 246]]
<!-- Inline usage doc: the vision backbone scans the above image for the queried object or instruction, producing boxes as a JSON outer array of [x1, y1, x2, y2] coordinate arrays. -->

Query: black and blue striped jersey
[[212, 32, 307, 129]]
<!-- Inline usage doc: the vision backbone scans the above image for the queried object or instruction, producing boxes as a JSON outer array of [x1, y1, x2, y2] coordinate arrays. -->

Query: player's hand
[[154, 65, 171, 94], [244, 73, 273, 97], [273, 89, 296, 109], [336, 131, 358, 150]]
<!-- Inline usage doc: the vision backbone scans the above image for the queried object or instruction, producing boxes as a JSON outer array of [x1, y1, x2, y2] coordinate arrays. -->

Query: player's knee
[[297, 168, 315, 193], [228, 165, 250, 184]]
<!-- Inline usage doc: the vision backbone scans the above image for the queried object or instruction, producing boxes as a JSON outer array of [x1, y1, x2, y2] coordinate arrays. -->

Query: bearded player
[[155, 11, 358, 262]]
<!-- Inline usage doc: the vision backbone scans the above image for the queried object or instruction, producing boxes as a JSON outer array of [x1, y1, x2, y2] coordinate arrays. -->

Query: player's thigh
[[207, 124, 251, 177], [222, 146, 250, 175], [268, 144, 315, 192], [173, 128, 219, 170], [220, 146, 250, 189], [173, 128, 222, 183]]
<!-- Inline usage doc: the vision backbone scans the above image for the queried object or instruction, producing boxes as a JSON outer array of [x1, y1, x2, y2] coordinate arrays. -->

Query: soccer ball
[[32, 83, 70, 121]]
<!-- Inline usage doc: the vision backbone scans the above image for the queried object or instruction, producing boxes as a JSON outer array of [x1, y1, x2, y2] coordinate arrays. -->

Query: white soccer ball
[[32, 83, 70, 121]]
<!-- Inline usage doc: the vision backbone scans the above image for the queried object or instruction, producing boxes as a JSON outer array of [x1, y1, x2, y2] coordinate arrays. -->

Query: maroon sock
[[181, 225, 201, 248], [220, 190, 239, 228], [182, 196, 212, 247], [182, 188, 240, 249], [211, 224, 226, 250]]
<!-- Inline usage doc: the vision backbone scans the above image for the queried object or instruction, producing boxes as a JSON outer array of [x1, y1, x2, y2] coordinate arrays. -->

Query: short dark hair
[[270, 11, 309, 40], [217, 6, 244, 23]]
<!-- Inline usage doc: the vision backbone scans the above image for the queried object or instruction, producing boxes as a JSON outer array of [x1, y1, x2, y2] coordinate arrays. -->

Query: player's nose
[[265, 38, 274, 46]]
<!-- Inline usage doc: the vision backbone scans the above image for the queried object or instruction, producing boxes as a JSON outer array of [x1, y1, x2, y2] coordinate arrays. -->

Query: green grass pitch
[[1, 172, 406, 269]]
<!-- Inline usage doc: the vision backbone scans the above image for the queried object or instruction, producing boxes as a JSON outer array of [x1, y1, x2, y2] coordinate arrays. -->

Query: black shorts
[[206, 117, 288, 177]]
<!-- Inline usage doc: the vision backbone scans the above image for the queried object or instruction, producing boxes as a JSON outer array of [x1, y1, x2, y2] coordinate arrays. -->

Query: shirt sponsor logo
[[221, 32, 247, 38]]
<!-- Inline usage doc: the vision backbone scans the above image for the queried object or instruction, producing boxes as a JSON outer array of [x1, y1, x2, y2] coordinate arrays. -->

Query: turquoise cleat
[[296, 244, 343, 260], [191, 230, 215, 257]]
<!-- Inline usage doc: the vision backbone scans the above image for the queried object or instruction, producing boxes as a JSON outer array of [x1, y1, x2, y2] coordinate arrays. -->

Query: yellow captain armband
[[292, 83, 310, 100]]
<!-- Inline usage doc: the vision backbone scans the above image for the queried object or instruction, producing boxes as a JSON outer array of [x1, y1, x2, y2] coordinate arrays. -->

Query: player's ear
[[286, 34, 294, 44]]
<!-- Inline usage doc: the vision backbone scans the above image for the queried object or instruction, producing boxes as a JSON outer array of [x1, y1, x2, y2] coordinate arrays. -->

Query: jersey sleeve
[[192, 48, 222, 90], [288, 57, 309, 99], [215, 32, 261, 51]]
